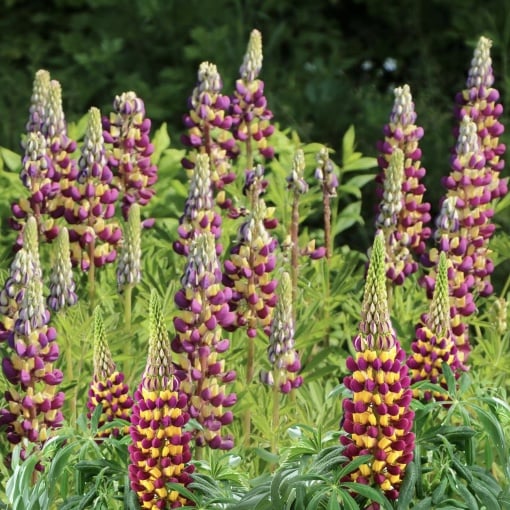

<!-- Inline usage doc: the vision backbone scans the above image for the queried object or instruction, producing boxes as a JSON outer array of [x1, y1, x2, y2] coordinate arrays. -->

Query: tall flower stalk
[[129, 292, 194, 509], [172, 232, 236, 453], [0, 217, 64, 465], [340, 231, 414, 503]]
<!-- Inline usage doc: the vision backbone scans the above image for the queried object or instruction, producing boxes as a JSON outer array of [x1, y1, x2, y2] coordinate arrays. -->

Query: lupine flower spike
[[315, 147, 338, 259], [376, 84, 431, 268], [340, 231, 414, 504], [376, 148, 417, 285], [103, 91, 158, 219], [47, 226, 78, 312], [260, 272, 302, 394], [129, 291, 194, 509], [25, 69, 51, 136], [173, 153, 222, 258], [0, 217, 64, 464], [181, 61, 236, 208], [455, 36, 507, 200], [87, 307, 133, 438], [172, 231, 236, 450], [408, 252, 460, 401], [231, 28, 275, 169]]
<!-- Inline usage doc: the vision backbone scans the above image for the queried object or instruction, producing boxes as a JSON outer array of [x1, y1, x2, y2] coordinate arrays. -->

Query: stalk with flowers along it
[[0, 217, 64, 469], [129, 291, 194, 509], [340, 231, 414, 505]]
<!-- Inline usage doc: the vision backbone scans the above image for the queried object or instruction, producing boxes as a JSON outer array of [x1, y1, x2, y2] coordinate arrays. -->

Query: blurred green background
[[0, 0, 509, 228]]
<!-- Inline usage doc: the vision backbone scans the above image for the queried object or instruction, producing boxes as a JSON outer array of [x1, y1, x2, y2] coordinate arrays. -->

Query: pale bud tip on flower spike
[[240, 29, 263, 82]]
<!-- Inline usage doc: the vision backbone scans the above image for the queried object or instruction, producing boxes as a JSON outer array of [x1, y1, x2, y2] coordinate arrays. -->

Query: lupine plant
[[0, 31, 510, 510]]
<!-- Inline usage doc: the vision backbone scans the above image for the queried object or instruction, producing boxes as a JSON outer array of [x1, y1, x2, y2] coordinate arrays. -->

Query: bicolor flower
[[117, 203, 142, 292], [376, 84, 431, 261], [60, 107, 121, 270], [376, 148, 417, 285], [173, 153, 222, 257], [340, 231, 414, 503], [231, 29, 275, 164], [455, 36, 507, 200], [47, 227, 78, 312], [129, 291, 194, 509], [223, 198, 278, 337], [181, 61, 236, 202], [260, 272, 302, 393], [0, 217, 64, 458], [408, 252, 460, 401], [172, 232, 236, 450], [103, 91, 158, 219], [87, 307, 132, 437]]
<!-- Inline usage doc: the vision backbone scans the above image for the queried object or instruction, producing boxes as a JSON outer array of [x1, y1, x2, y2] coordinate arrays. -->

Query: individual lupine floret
[[181, 61, 236, 204], [260, 272, 302, 393], [376, 84, 431, 259], [340, 231, 414, 503], [47, 227, 78, 312], [223, 198, 278, 338], [60, 107, 121, 271], [103, 91, 158, 219], [0, 217, 64, 457], [172, 232, 236, 450], [455, 36, 507, 200], [231, 29, 275, 167], [173, 153, 222, 257], [407, 252, 460, 401], [129, 292, 194, 509], [117, 203, 142, 291], [87, 307, 133, 437], [376, 148, 417, 285]]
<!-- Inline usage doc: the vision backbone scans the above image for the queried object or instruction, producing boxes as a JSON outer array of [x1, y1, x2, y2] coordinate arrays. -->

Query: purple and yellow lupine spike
[[455, 36, 507, 200], [117, 203, 142, 292], [231, 29, 275, 168], [408, 252, 460, 401], [181, 61, 236, 208], [25, 69, 51, 135], [260, 272, 302, 393], [172, 231, 236, 450], [60, 107, 121, 271], [0, 217, 64, 465], [173, 153, 222, 257], [103, 91, 158, 219], [47, 227, 78, 312], [86, 307, 132, 438], [223, 197, 278, 339], [340, 231, 414, 503], [129, 291, 194, 509], [376, 148, 417, 285]]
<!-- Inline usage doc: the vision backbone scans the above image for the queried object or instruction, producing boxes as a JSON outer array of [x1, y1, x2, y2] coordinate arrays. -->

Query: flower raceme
[[129, 292, 194, 509], [340, 231, 414, 504], [87, 307, 133, 438]]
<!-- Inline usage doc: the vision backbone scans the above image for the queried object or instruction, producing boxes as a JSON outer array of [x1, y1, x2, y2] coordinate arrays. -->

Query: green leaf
[[0, 146, 21, 171], [342, 157, 378, 173], [327, 492, 341, 510], [396, 461, 417, 510], [152, 121, 171, 163], [341, 125, 356, 165], [254, 448, 279, 464]]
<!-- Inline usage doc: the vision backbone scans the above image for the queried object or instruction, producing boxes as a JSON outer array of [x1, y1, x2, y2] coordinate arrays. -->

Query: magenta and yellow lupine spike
[[223, 198, 278, 338], [260, 272, 302, 393], [0, 217, 64, 466], [129, 292, 194, 509], [87, 307, 133, 438], [376, 84, 431, 279], [408, 252, 460, 401], [181, 61, 236, 208], [376, 148, 416, 285], [424, 116, 494, 367], [103, 91, 158, 220], [231, 29, 275, 167], [173, 153, 222, 257], [340, 232, 414, 504], [59, 107, 121, 271], [455, 36, 507, 201], [172, 231, 236, 450]]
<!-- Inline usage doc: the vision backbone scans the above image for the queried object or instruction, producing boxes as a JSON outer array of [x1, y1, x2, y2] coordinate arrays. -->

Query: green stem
[[271, 375, 280, 456], [64, 318, 76, 425], [88, 239, 96, 308], [124, 284, 133, 327], [290, 193, 299, 311]]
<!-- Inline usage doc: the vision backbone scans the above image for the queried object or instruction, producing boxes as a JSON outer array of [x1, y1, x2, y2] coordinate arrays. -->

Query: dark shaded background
[[1, 0, 509, 236]]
